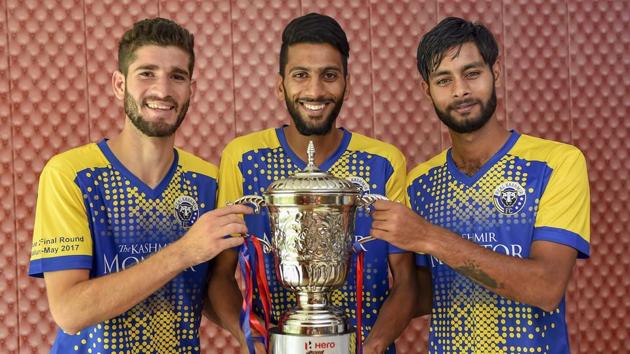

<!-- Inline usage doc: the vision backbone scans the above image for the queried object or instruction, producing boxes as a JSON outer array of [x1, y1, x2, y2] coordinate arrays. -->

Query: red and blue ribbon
[[353, 240, 367, 353], [238, 235, 272, 354]]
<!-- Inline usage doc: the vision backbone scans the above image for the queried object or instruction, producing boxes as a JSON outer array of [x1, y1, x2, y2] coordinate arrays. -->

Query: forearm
[[421, 225, 574, 311], [207, 249, 247, 343], [207, 272, 246, 341], [365, 282, 417, 352], [46, 241, 191, 333], [413, 267, 432, 317]]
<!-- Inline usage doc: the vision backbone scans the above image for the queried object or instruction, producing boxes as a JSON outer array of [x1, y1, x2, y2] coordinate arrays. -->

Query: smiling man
[[28, 18, 251, 353], [370, 17, 590, 353], [208, 13, 418, 354]]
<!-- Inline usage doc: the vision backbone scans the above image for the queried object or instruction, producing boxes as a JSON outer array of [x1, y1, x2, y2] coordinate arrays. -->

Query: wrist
[[163, 239, 194, 271]]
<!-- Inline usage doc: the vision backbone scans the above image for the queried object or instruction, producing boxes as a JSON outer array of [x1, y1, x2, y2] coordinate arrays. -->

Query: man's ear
[[343, 74, 351, 101], [421, 80, 431, 99], [492, 59, 501, 87], [275, 73, 285, 101], [112, 71, 125, 100], [190, 79, 197, 102]]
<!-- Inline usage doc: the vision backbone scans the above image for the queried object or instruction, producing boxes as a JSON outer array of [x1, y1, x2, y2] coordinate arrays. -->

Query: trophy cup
[[232, 142, 384, 354]]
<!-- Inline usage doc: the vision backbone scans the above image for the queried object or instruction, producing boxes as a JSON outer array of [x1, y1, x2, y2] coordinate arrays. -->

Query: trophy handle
[[353, 194, 388, 250], [229, 196, 271, 253], [358, 193, 388, 209], [229, 195, 266, 214]]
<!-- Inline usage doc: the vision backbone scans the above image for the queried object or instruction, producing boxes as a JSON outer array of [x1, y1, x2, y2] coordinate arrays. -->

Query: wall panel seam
[[82, 0, 91, 141], [229, 0, 237, 137], [367, 0, 375, 138], [4, 0, 20, 351], [501, 0, 509, 129], [565, 0, 574, 146]]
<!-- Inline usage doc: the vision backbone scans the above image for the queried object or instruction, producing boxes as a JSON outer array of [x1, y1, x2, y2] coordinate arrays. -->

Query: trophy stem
[[278, 290, 349, 335], [297, 291, 330, 310]]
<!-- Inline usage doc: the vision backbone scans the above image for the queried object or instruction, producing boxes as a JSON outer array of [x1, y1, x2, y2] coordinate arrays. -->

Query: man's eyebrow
[[431, 61, 485, 78]]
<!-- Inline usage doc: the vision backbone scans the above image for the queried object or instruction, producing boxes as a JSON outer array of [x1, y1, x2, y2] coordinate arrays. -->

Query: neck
[[107, 120, 176, 188], [449, 118, 511, 176], [283, 125, 344, 166]]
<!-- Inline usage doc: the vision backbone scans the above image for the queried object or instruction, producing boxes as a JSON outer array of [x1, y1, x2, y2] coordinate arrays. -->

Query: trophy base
[[270, 328, 356, 354]]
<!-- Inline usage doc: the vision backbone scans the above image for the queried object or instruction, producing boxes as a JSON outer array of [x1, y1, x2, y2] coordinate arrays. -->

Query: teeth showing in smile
[[303, 102, 325, 111], [146, 102, 174, 110]]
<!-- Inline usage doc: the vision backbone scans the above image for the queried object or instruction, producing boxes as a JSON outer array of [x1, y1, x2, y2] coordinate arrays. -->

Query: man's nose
[[304, 77, 325, 98], [150, 76, 172, 97], [452, 77, 471, 98]]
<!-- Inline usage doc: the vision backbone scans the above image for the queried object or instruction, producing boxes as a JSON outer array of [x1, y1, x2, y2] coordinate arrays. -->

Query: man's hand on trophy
[[177, 205, 253, 267], [370, 200, 434, 253]]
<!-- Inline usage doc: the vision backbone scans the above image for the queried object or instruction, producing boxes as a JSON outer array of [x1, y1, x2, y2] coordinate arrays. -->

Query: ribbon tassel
[[238, 235, 272, 354]]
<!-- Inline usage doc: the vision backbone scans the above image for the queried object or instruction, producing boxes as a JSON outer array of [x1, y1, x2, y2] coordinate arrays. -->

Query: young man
[[371, 17, 590, 353], [28, 18, 250, 353], [208, 13, 418, 354]]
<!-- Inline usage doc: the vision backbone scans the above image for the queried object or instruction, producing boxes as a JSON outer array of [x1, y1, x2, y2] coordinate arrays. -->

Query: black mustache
[[448, 98, 478, 110]]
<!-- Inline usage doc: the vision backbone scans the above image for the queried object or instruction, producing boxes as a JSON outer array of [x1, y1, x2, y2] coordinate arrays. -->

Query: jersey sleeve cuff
[[415, 253, 431, 267], [28, 255, 92, 278], [533, 226, 590, 259]]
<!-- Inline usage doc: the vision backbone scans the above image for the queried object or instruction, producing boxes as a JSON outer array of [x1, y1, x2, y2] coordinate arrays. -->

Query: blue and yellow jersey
[[407, 131, 590, 354], [29, 140, 218, 354], [218, 127, 406, 350]]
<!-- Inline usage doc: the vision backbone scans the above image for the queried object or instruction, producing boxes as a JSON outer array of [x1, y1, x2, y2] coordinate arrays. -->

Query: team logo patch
[[347, 176, 370, 195], [493, 181, 526, 215], [174, 196, 199, 229]]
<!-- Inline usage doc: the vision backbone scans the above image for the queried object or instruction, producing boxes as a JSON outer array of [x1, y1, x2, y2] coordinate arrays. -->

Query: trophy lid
[[266, 141, 360, 195]]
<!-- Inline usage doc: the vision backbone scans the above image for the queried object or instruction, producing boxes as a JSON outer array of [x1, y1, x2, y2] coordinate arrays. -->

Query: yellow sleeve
[[534, 147, 590, 257], [29, 158, 93, 276], [384, 149, 407, 204], [217, 144, 245, 208]]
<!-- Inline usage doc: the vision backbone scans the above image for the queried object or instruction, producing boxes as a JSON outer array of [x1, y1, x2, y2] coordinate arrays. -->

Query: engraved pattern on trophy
[[231, 141, 388, 351]]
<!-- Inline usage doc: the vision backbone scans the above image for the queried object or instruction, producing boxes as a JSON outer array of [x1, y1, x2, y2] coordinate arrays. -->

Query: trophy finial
[[307, 140, 315, 167]]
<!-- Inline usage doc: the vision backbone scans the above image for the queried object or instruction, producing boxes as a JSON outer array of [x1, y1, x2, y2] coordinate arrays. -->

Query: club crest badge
[[347, 176, 370, 195], [174, 195, 199, 229], [493, 181, 526, 215]]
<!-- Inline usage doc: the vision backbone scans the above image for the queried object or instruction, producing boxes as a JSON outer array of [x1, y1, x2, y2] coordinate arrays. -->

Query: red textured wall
[[1, 1, 628, 353]]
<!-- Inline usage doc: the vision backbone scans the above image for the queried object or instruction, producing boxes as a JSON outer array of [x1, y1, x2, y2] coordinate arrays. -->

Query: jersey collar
[[446, 130, 520, 186], [276, 126, 351, 171]]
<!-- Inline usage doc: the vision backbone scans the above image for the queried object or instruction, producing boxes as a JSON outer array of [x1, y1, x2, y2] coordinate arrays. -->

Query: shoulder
[[511, 134, 586, 168], [222, 128, 281, 159], [176, 148, 218, 178], [347, 131, 406, 165], [44, 143, 108, 176], [407, 150, 449, 183]]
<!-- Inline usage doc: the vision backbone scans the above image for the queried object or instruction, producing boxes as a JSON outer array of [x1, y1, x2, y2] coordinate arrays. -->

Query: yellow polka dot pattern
[[67, 154, 215, 353], [410, 150, 567, 353]]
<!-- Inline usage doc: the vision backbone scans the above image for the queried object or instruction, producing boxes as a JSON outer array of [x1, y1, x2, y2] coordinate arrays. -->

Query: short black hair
[[118, 17, 195, 77], [417, 17, 498, 82], [279, 12, 349, 76]]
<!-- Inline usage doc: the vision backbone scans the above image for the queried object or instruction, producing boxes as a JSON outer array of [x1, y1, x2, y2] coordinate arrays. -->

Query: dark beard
[[434, 86, 497, 134], [124, 90, 189, 137], [283, 87, 344, 136]]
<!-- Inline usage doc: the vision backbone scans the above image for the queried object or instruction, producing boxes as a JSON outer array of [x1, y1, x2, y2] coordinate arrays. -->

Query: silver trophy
[[232, 141, 384, 354]]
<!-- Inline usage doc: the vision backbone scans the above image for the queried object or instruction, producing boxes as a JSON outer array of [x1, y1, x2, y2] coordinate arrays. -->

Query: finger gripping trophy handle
[[229, 195, 266, 214], [358, 193, 388, 209]]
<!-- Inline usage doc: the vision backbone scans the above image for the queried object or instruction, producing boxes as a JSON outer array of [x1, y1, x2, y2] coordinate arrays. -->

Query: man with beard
[[28, 18, 251, 354], [208, 13, 418, 354], [370, 17, 590, 353]]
